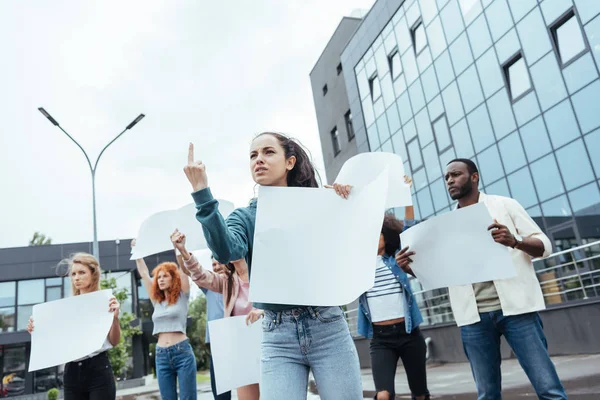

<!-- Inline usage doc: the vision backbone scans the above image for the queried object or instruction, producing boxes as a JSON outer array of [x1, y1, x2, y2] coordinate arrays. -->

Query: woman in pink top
[[172, 230, 261, 400]]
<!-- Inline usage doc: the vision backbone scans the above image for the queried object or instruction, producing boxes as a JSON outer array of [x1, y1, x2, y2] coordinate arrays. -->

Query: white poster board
[[208, 316, 263, 394], [131, 200, 234, 259], [249, 169, 389, 306], [335, 152, 412, 208], [29, 290, 114, 372], [399, 203, 516, 290]]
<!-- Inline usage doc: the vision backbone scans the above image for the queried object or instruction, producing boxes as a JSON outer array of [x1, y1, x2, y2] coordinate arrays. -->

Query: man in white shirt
[[397, 159, 567, 400]]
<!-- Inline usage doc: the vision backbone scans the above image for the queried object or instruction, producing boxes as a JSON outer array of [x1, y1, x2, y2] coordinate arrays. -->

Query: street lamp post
[[38, 107, 145, 259]]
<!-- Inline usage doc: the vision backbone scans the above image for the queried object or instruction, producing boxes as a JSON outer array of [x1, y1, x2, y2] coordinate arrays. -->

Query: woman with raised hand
[[132, 236, 197, 400], [183, 132, 362, 400], [356, 176, 430, 400], [170, 229, 260, 400], [27, 253, 121, 400]]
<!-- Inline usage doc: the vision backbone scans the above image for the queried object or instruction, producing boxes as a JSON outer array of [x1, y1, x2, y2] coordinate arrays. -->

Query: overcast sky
[[0, 0, 375, 249]]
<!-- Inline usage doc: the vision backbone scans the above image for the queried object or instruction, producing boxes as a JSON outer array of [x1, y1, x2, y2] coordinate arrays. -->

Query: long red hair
[[151, 262, 182, 305]]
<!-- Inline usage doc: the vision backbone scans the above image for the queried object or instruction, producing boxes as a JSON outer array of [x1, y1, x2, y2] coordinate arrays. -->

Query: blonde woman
[[27, 253, 121, 400]]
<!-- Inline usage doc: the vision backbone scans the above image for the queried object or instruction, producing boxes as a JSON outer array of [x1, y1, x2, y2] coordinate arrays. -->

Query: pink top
[[232, 276, 253, 316]]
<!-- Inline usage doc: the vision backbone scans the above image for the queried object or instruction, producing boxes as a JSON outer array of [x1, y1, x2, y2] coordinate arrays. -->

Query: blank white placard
[[208, 316, 263, 394], [399, 202, 516, 291], [29, 289, 114, 372]]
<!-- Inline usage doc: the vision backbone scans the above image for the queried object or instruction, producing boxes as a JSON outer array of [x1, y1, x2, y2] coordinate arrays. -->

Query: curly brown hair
[[381, 213, 405, 256], [151, 262, 182, 305]]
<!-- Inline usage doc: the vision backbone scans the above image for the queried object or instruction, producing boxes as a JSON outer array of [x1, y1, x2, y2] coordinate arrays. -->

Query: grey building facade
[[310, 17, 362, 184]]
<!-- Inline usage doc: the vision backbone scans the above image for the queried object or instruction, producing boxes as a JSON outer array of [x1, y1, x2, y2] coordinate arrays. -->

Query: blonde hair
[[61, 252, 102, 296]]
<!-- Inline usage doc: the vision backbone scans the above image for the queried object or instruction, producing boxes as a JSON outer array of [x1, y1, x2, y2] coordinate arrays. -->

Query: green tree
[[29, 232, 52, 246], [187, 294, 210, 370], [101, 275, 142, 378]]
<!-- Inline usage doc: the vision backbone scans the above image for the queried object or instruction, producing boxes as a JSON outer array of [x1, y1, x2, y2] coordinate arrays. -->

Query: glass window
[[377, 114, 392, 144], [449, 33, 474, 76], [63, 276, 72, 297], [381, 74, 396, 108], [530, 52, 568, 111], [4, 346, 27, 372], [467, 103, 496, 153], [415, 108, 434, 145], [381, 138, 394, 154], [392, 130, 408, 161], [542, 195, 572, 220], [530, 154, 566, 201], [370, 74, 382, 101], [363, 97, 376, 127], [495, 29, 521, 65], [504, 54, 532, 101], [402, 44, 420, 85], [428, 95, 444, 121], [345, 110, 355, 141], [375, 96, 386, 118], [375, 44, 389, 75], [434, 50, 456, 90], [508, 167, 539, 208], [413, 168, 428, 191], [407, 138, 423, 170], [573, 0, 600, 24], [551, 10, 588, 66], [544, 99, 581, 149], [569, 182, 600, 213], [17, 305, 33, 330], [404, 118, 418, 141], [367, 123, 381, 150], [486, 178, 511, 198], [0, 307, 15, 332], [459, 0, 483, 25], [571, 79, 600, 134], [421, 0, 439, 26], [393, 70, 408, 98], [439, 146, 457, 169], [541, 0, 574, 24], [584, 128, 600, 177], [34, 366, 63, 394], [476, 48, 505, 99], [427, 16, 447, 59], [46, 287, 61, 302], [585, 15, 600, 71], [386, 106, 401, 135], [517, 8, 552, 65], [485, 0, 513, 42], [397, 92, 414, 126], [508, 0, 537, 22], [331, 127, 341, 156], [412, 20, 427, 55], [457, 65, 484, 113], [437, 0, 451, 8], [519, 116, 552, 162], [408, 80, 426, 113], [451, 118, 476, 159], [477, 145, 504, 184], [18, 279, 44, 305], [440, 0, 465, 44], [563, 53, 599, 94], [512, 91, 541, 127], [431, 177, 450, 211], [423, 142, 442, 182], [467, 13, 492, 59], [556, 139, 595, 190], [487, 89, 517, 140], [417, 187, 435, 218], [433, 114, 452, 153], [46, 277, 62, 286], [421, 65, 440, 103], [0, 281, 16, 307], [442, 82, 465, 126], [389, 50, 403, 80], [395, 16, 413, 55], [498, 131, 527, 174], [357, 67, 371, 101]]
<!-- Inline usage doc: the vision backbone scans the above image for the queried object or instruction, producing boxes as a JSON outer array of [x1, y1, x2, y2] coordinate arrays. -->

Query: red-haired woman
[[132, 236, 196, 400]]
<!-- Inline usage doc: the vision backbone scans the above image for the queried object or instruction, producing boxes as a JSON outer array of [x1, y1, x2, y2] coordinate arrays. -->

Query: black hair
[[381, 213, 405, 256], [447, 158, 479, 175], [225, 263, 235, 306], [255, 132, 320, 188]]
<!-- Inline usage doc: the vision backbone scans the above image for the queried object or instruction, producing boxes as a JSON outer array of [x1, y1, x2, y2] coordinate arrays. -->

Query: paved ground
[[116, 354, 600, 399]]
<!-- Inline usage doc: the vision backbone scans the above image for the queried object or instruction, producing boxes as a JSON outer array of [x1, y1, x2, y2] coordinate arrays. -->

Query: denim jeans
[[156, 339, 198, 400], [460, 311, 567, 400], [63, 351, 115, 400], [208, 345, 231, 400], [261, 306, 363, 400]]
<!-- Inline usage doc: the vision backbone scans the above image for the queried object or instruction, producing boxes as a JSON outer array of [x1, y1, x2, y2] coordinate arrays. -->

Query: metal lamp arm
[[57, 125, 94, 173], [93, 127, 128, 172]]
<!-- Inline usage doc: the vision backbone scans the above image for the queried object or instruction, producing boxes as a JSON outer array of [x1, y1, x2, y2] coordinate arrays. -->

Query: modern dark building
[[310, 16, 362, 184], [0, 240, 176, 398], [312, 0, 600, 364]]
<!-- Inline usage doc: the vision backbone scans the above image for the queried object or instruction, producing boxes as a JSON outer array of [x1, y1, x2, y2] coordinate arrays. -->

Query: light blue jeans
[[261, 306, 363, 400], [461, 311, 567, 400], [156, 339, 198, 400]]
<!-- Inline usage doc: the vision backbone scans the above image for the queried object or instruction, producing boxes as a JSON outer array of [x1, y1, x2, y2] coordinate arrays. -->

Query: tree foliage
[[187, 294, 210, 370], [29, 232, 52, 246], [100, 275, 142, 378]]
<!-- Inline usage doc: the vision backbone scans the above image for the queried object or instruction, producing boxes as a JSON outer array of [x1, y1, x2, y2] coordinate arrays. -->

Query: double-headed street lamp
[[38, 107, 145, 259]]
